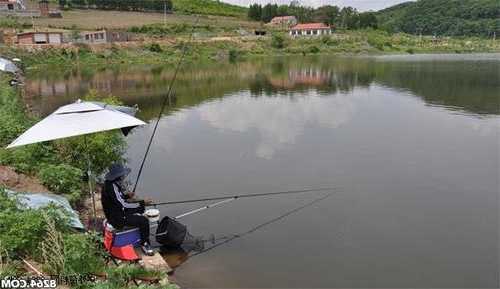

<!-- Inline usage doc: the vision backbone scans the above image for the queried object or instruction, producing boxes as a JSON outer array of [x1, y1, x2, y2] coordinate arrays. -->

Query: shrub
[[146, 43, 163, 53], [0, 189, 70, 256], [0, 144, 58, 175], [228, 49, 240, 62], [40, 215, 65, 275], [0, 78, 32, 147], [309, 45, 320, 53], [0, 16, 32, 29], [105, 265, 168, 287], [321, 36, 329, 44], [39, 164, 83, 198], [55, 131, 126, 177], [0, 246, 21, 278], [366, 32, 391, 51], [59, 233, 105, 276], [271, 34, 286, 49]]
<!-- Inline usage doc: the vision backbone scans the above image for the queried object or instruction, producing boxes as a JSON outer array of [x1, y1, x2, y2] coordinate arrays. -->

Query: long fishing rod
[[174, 198, 235, 219], [133, 18, 200, 193], [188, 192, 334, 258], [148, 187, 338, 207], [153, 192, 335, 254]]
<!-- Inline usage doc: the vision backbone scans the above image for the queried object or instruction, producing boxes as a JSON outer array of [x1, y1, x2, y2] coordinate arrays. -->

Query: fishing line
[[133, 17, 200, 193], [177, 192, 335, 259], [148, 187, 338, 206]]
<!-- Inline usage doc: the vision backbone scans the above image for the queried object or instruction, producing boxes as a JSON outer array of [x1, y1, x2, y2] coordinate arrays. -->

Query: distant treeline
[[248, 2, 378, 30], [58, 0, 246, 16], [59, 0, 172, 12], [377, 0, 500, 37]]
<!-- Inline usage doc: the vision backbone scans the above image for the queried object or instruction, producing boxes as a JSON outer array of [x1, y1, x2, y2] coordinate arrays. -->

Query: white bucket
[[145, 209, 160, 223]]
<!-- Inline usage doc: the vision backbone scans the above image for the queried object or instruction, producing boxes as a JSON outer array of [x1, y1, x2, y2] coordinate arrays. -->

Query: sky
[[223, 0, 411, 12]]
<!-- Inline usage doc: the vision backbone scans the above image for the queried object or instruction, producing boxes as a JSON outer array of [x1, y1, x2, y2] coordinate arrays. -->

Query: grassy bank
[[2, 29, 498, 73], [15, 9, 257, 30], [0, 75, 178, 288]]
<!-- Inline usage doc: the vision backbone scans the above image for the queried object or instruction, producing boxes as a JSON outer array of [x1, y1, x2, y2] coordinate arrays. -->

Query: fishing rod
[[132, 18, 200, 193], [148, 187, 338, 207], [174, 198, 235, 219], [188, 192, 334, 258]]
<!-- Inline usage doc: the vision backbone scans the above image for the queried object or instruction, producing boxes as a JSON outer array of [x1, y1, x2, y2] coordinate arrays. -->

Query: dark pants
[[124, 214, 150, 244]]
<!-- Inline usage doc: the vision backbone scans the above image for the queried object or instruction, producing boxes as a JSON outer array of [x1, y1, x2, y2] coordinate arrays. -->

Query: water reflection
[[197, 91, 358, 159], [23, 54, 500, 287], [24, 54, 500, 118]]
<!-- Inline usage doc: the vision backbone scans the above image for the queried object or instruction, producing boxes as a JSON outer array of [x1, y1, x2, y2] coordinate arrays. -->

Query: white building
[[289, 23, 333, 37], [0, 0, 25, 11]]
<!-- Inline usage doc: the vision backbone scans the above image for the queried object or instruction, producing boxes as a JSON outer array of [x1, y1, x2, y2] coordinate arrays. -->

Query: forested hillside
[[171, 0, 246, 17], [377, 0, 499, 37], [58, 0, 246, 17]]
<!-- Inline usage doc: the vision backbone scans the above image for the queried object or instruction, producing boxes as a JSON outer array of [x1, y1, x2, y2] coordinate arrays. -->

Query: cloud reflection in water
[[197, 90, 360, 159]]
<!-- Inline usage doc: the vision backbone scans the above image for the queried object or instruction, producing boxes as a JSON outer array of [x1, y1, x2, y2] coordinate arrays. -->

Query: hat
[[105, 163, 131, 181]]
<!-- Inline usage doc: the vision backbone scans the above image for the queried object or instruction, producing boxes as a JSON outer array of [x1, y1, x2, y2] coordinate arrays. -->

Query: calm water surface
[[27, 54, 500, 288]]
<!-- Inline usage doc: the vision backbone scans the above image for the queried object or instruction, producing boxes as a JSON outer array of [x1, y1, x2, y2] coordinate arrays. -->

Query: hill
[[43, 0, 247, 18], [172, 0, 247, 17], [377, 0, 500, 37]]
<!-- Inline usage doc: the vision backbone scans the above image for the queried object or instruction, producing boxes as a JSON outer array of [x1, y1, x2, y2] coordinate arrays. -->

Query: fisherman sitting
[[101, 163, 154, 256]]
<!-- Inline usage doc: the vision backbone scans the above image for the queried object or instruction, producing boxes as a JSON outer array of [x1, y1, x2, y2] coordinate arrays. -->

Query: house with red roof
[[289, 23, 333, 37]]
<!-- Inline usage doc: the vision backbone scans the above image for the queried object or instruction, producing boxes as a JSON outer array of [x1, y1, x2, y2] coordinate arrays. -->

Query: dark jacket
[[101, 180, 145, 229]]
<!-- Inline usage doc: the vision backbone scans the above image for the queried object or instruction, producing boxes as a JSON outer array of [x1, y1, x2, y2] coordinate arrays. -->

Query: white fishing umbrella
[[0, 57, 19, 74], [7, 101, 145, 148], [6, 100, 146, 225]]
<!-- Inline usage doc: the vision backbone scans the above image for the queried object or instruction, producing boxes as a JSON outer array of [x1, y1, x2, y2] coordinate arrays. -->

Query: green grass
[[172, 0, 246, 17]]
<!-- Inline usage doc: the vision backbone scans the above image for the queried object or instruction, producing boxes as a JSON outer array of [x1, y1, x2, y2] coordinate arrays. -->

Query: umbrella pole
[[84, 135, 97, 229]]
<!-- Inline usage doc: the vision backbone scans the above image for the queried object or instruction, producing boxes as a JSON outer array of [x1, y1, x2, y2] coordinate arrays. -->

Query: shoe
[[141, 242, 155, 256]]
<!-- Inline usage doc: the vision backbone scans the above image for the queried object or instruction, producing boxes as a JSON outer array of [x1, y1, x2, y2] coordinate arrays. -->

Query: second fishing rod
[[146, 187, 339, 207]]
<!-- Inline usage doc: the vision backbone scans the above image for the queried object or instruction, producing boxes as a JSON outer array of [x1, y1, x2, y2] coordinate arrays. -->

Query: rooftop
[[271, 16, 296, 20], [291, 23, 330, 30], [17, 30, 65, 35]]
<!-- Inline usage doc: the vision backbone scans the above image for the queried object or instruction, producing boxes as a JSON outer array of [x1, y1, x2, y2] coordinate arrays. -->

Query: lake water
[[26, 54, 500, 288]]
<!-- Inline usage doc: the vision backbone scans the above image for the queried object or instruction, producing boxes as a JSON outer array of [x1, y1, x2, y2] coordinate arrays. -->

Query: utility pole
[[163, 0, 167, 26]]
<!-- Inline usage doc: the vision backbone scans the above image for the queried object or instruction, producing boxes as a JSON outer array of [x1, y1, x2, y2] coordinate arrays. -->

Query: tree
[[248, 4, 262, 21], [71, 0, 86, 8], [340, 7, 359, 29], [377, 0, 499, 36], [59, 0, 67, 9], [314, 5, 340, 26], [288, 4, 314, 23], [277, 5, 288, 16], [359, 12, 378, 29], [271, 33, 285, 49], [74, 0, 171, 12], [261, 3, 278, 23]]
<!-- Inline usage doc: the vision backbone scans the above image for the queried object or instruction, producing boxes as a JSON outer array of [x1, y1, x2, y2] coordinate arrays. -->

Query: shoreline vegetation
[[0, 74, 178, 288], [2, 28, 499, 73]]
